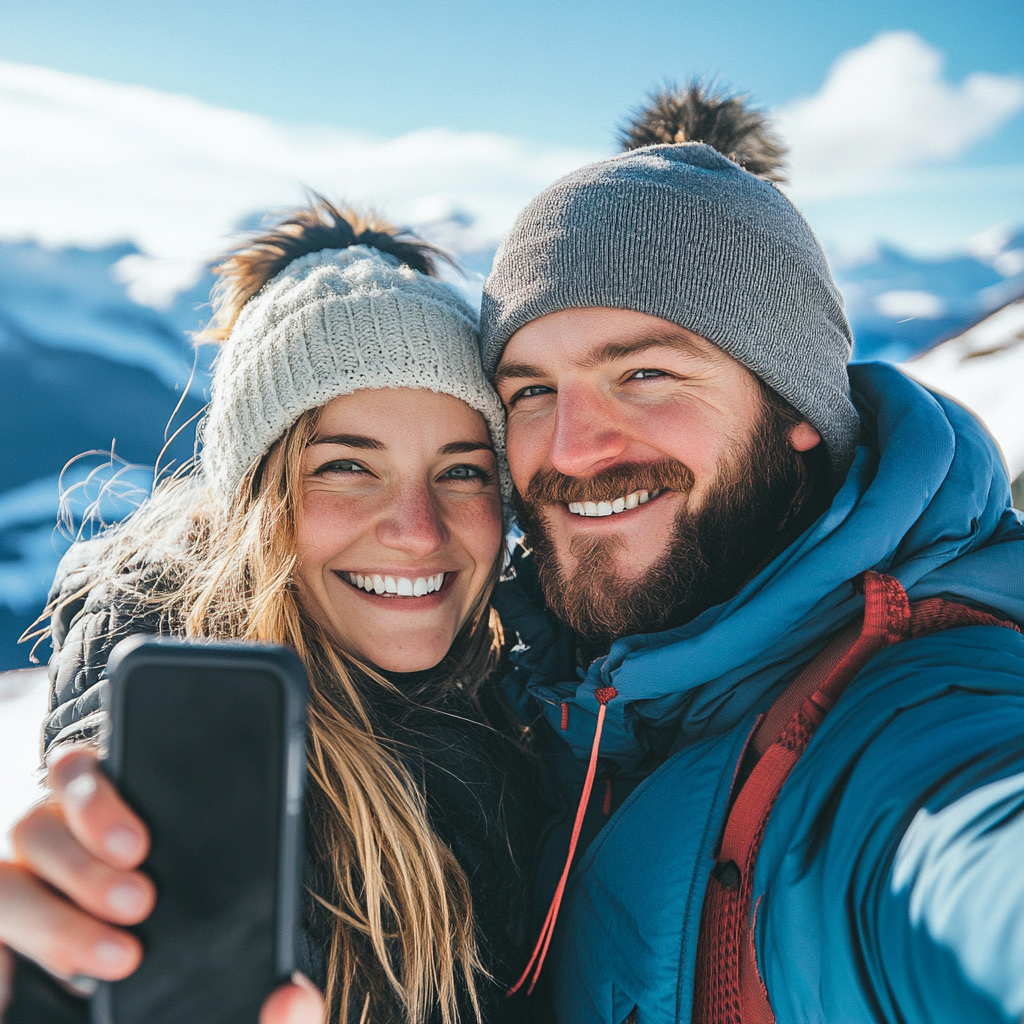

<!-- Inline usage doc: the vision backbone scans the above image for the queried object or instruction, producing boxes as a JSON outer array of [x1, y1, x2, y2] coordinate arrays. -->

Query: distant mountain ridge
[[1, 221, 1021, 668], [835, 226, 1024, 362]]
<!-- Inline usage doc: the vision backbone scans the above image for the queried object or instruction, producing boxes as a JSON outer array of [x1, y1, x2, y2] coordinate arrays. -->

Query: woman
[[0, 201, 534, 1024]]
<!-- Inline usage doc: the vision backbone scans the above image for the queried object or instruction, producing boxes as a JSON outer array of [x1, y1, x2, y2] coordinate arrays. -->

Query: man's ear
[[788, 421, 821, 452]]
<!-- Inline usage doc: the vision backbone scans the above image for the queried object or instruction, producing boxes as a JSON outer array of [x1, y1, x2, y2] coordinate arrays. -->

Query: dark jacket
[[9, 557, 538, 1024], [495, 363, 1024, 1024]]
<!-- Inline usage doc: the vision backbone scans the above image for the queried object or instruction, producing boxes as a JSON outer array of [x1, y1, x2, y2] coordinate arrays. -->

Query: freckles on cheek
[[295, 492, 355, 558], [455, 497, 503, 556]]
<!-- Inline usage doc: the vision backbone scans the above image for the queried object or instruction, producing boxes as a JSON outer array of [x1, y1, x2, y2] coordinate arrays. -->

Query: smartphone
[[93, 636, 308, 1024]]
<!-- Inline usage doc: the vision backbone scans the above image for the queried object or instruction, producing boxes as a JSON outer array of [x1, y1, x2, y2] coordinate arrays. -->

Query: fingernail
[[104, 826, 143, 861], [292, 971, 318, 993], [63, 770, 98, 809], [107, 881, 147, 916], [94, 940, 131, 965]]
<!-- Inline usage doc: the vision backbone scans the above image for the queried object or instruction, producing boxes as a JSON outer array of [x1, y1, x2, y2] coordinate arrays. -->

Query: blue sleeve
[[757, 627, 1024, 1024]]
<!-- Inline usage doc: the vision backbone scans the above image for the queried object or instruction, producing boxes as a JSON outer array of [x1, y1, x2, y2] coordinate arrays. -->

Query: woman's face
[[294, 387, 503, 674]]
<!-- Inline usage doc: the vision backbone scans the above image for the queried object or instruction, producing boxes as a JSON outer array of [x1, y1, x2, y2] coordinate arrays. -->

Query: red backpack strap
[[693, 574, 1020, 1024]]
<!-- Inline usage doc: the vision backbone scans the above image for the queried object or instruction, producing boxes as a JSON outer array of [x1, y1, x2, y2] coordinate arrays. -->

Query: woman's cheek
[[296, 489, 361, 560], [460, 492, 503, 554]]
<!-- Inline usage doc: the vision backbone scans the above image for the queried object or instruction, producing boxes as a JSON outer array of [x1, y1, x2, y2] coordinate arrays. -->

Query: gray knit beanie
[[480, 143, 860, 476], [201, 245, 509, 503]]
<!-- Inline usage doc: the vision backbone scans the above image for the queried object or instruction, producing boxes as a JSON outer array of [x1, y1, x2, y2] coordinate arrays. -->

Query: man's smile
[[566, 488, 663, 517]]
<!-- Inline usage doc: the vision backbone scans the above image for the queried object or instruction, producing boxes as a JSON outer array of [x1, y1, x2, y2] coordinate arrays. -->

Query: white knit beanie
[[200, 245, 509, 503]]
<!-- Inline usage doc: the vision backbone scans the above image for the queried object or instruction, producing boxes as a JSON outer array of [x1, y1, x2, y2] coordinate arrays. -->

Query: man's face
[[494, 307, 821, 642]]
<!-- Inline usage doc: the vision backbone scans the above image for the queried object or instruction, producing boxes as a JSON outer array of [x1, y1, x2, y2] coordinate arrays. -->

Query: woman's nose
[[375, 483, 448, 557]]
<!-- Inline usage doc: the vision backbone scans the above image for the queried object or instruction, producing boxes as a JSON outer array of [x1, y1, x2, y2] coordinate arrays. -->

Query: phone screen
[[99, 654, 296, 1024]]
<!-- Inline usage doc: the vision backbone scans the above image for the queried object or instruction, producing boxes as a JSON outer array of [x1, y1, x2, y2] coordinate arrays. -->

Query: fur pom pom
[[619, 80, 788, 182]]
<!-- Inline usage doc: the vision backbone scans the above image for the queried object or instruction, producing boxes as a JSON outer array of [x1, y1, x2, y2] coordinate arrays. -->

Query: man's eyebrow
[[439, 441, 495, 456], [493, 361, 545, 387], [307, 434, 386, 450], [575, 333, 712, 369], [494, 333, 712, 385]]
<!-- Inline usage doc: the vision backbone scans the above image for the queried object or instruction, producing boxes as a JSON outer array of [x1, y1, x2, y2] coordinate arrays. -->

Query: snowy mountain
[[834, 225, 1024, 361], [0, 239, 211, 669], [1, 222, 1022, 669]]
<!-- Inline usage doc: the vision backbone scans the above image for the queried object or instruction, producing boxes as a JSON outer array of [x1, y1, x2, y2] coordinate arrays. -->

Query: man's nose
[[548, 388, 628, 477], [375, 482, 448, 557]]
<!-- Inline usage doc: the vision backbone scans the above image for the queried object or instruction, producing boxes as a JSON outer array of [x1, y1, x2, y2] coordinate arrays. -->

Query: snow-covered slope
[[900, 295, 1024, 482], [0, 669, 48, 860]]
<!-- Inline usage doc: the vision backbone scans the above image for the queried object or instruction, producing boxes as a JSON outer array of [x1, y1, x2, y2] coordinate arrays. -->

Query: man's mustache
[[519, 460, 696, 506]]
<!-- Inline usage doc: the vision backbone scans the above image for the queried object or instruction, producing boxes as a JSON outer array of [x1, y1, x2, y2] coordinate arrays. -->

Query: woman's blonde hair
[[44, 201, 507, 1023]]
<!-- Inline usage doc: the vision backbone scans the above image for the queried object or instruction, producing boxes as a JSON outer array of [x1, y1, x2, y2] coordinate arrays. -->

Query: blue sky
[[0, 0, 1021, 265], [3, 0, 1021, 154]]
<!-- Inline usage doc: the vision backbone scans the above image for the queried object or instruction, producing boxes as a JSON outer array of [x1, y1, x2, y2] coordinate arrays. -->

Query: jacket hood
[[496, 361, 1024, 770]]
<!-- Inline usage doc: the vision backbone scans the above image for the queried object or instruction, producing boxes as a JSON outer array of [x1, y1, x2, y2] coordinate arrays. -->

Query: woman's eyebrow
[[308, 433, 386, 450], [438, 441, 495, 456]]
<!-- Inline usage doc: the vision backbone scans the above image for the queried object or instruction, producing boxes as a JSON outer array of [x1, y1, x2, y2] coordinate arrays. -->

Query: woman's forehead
[[313, 387, 492, 446]]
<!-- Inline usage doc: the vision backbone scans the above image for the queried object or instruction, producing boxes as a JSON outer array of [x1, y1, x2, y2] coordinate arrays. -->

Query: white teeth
[[566, 488, 663, 516], [345, 571, 446, 598]]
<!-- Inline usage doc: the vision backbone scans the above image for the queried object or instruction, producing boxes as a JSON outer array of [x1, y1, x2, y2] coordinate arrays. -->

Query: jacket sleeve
[[757, 627, 1024, 1024], [42, 545, 165, 757]]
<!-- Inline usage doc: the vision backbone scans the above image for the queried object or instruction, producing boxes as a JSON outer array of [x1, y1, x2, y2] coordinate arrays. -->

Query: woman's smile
[[337, 569, 451, 599]]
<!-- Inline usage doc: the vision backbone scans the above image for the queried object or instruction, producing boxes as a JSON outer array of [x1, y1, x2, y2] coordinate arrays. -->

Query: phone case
[[92, 636, 307, 1024]]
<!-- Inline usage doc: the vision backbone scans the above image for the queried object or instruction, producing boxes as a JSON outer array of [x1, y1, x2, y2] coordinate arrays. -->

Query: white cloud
[[875, 290, 945, 320], [0, 61, 599, 302], [778, 32, 1024, 200]]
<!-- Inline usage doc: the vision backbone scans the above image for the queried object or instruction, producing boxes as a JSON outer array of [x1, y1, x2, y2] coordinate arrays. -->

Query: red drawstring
[[560, 701, 569, 731], [602, 778, 612, 816], [508, 685, 618, 997]]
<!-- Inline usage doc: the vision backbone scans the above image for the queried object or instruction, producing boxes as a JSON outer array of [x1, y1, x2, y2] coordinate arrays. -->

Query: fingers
[[10, 803, 154, 926], [0, 747, 151, 986], [0, 944, 12, 1018], [259, 974, 325, 1024], [46, 747, 149, 869], [0, 862, 142, 981]]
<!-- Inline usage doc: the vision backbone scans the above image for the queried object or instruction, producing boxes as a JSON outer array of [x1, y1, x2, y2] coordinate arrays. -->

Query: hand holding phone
[[0, 637, 315, 1024]]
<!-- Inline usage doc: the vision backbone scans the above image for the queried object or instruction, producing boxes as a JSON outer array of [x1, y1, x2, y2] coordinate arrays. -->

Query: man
[[479, 109, 1024, 1022]]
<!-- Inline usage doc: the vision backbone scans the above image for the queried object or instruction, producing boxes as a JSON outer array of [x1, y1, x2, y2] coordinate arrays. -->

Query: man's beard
[[512, 405, 815, 647]]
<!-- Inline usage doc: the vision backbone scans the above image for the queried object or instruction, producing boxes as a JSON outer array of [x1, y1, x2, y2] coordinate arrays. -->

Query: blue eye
[[442, 464, 492, 483]]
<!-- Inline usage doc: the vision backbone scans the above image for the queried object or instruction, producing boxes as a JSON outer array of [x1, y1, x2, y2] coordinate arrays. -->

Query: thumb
[[259, 973, 325, 1024]]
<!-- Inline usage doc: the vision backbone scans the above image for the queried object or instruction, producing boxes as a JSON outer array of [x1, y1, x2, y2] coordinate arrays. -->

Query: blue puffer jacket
[[494, 362, 1024, 1024]]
